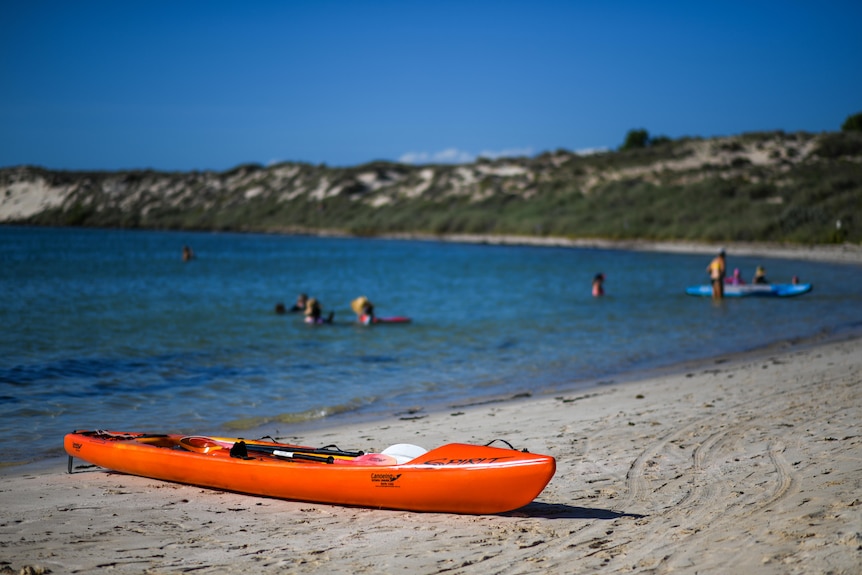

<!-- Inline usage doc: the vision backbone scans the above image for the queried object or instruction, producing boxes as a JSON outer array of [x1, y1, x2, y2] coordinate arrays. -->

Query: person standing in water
[[592, 273, 605, 297], [707, 250, 727, 299]]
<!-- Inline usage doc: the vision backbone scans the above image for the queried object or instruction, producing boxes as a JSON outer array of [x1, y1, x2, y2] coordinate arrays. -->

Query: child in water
[[351, 296, 375, 324], [726, 268, 745, 285], [304, 298, 334, 324], [592, 273, 605, 297]]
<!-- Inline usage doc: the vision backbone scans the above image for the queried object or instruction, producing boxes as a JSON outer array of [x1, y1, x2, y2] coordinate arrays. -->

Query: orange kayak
[[64, 430, 556, 514]]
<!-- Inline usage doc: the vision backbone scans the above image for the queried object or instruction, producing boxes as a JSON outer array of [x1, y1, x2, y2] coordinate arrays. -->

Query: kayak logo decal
[[371, 473, 402, 488], [71, 442, 83, 452]]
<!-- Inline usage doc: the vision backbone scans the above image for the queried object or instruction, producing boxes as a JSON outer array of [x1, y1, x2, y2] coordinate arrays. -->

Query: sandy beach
[[1, 327, 860, 574], [394, 234, 862, 265]]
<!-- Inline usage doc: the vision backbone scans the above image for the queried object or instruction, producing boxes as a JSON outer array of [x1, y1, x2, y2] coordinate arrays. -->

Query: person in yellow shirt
[[707, 250, 726, 299]]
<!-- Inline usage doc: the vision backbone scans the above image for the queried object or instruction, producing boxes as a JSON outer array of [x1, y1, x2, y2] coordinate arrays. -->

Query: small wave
[[222, 398, 369, 431], [358, 355, 398, 364], [0, 352, 266, 398]]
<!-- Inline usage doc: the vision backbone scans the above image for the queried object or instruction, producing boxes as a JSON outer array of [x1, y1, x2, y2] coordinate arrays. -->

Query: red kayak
[[360, 314, 411, 324], [373, 316, 411, 324]]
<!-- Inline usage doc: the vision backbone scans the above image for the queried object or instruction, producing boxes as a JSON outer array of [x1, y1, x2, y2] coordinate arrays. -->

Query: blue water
[[2, 226, 862, 466]]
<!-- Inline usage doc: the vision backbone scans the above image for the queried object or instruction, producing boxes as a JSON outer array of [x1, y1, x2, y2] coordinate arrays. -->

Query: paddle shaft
[[230, 441, 339, 463], [245, 443, 363, 458], [183, 435, 364, 458]]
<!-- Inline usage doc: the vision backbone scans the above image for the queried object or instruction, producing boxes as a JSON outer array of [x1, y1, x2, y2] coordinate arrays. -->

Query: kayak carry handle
[[483, 438, 529, 452]]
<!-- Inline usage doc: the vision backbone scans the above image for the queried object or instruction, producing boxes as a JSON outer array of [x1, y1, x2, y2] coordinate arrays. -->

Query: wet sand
[[2, 329, 860, 574]]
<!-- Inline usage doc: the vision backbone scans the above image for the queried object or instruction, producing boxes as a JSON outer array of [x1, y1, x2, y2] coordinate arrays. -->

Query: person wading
[[707, 250, 727, 300]]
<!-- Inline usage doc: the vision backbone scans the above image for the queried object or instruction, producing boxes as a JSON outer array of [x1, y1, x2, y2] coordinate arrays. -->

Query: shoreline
[[256, 224, 862, 265], [3, 331, 861, 573], [249, 317, 862, 449], [7, 224, 862, 265], [381, 232, 862, 265], [7, 319, 858, 479], [2, 231, 860, 475], [3, 229, 862, 573]]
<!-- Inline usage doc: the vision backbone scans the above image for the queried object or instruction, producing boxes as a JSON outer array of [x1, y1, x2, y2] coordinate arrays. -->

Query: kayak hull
[[64, 431, 555, 514], [359, 315, 411, 324], [685, 283, 813, 297]]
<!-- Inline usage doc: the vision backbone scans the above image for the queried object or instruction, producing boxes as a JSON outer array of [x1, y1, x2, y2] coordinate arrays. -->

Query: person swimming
[[351, 296, 375, 325], [304, 298, 334, 324], [290, 293, 309, 312]]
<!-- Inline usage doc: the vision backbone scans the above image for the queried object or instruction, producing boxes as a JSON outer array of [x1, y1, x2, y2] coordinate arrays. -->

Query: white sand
[[387, 234, 862, 265], [1, 331, 860, 574]]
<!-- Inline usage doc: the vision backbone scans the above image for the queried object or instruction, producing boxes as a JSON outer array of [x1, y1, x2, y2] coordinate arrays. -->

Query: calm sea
[[2, 226, 862, 467]]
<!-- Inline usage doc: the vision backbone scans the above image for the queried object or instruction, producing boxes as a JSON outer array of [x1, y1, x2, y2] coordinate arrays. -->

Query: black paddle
[[245, 440, 364, 458], [179, 435, 365, 459], [230, 440, 336, 463]]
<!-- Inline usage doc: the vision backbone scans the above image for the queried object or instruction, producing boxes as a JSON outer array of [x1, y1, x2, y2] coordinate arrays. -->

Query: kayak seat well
[[381, 443, 428, 464]]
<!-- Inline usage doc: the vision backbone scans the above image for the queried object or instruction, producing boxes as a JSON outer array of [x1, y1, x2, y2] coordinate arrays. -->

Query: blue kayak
[[685, 283, 813, 298]]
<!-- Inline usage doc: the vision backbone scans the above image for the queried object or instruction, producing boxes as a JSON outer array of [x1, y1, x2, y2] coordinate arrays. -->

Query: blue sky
[[2, 1, 860, 171]]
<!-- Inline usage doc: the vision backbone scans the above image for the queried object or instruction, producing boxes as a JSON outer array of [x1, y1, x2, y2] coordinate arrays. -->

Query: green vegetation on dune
[[4, 124, 862, 245]]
